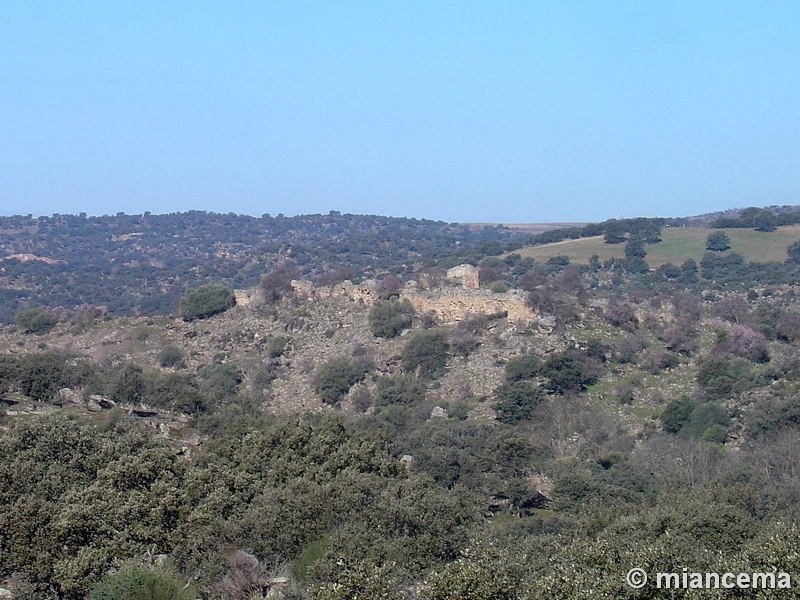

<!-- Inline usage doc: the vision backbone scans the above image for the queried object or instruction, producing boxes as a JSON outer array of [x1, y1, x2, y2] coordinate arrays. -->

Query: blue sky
[[1, 1, 798, 223]]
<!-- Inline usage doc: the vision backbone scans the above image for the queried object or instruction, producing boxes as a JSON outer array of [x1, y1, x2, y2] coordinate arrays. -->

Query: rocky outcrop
[[2, 253, 66, 265]]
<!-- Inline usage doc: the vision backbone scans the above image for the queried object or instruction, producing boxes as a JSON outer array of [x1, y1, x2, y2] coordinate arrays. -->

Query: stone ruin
[[279, 264, 537, 329], [446, 264, 480, 289]]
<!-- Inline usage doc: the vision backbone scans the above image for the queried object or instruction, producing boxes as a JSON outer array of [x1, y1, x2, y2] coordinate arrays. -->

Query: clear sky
[[1, 2, 798, 223]]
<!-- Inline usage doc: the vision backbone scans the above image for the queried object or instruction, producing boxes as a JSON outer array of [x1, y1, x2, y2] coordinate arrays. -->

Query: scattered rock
[[55, 388, 82, 405], [430, 406, 448, 419]]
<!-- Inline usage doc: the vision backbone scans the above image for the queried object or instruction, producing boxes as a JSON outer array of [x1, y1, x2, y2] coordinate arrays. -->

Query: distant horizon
[[1, 203, 791, 227]]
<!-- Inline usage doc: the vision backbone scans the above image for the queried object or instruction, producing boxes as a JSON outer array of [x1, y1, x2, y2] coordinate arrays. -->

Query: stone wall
[[291, 279, 377, 305], [283, 266, 536, 327], [234, 288, 261, 306], [400, 287, 535, 326]]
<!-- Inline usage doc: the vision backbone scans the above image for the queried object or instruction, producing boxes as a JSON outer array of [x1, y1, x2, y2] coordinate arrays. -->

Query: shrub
[[613, 334, 647, 364], [701, 424, 728, 444], [314, 357, 370, 405], [157, 345, 184, 368], [375, 374, 428, 405], [489, 281, 509, 293], [625, 238, 647, 259], [660, 325, 697, 355], [351, 387, 372, 412], [179, 283, 235, 320], [90, 564, 197, 600], [775, 310, 800, 342], [787, 239, 800, 264], [401, 329, 450, 379], [697, 356, 758, 400], [615, 384, 635, 405], [681, 402, 730, 439], [641, 349, 679, 374], [368, 299, 414, 338], [540, 349, 603, 394], [584, 338, 610, 362], [680, 259, 699, 284], [317, 266, 355, 287], [495, 380, 543, 424], [375, 275, 403, 300], [605, 296, 637, 330], [655, 262, 682, 279], [661, 396, 696, 433], [198, 362, 242, 401], [711, 324, 770, 363], [110, 363, 145, 404], [16, 351, 78, 401], [251, 361, 278, 391], [753, 209, 777, 232], [266, 335, 290, 358], [711, 295, 751, 324], [15, 307, 57, 334], [260, 265, 299, 303], [504, 355, 540, 382], [449, 316, 487, 358], [706, 231, 731, 252]]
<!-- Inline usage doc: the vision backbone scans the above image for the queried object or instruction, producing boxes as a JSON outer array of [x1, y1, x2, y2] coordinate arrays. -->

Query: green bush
[[706, 231, 731, 252], [681, 402, 730, 439], [266, 335, 290, 358], [110, 363, 145, 404], [495, 381, 543, 424], [178, 283, 236, 320], [504, 355, 540, 382], [198, 362, 242, 401], [540, 349, 603, 394], [157, 345, 184, 368], [701, 424, 728, 444], [368, 299, 414, 338], [15, 307, 57, 334], [697, 356, 761, 400], [661, 396, 696, 433], [90, 564, 197, 600], [375, 374, 428, 405], [314, 357, 370, 405], [402, 329, 450, 379], [15, 351, 89, 401]]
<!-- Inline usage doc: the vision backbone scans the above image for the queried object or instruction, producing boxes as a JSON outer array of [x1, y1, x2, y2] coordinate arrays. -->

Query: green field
[[515, 225, 800, 267]]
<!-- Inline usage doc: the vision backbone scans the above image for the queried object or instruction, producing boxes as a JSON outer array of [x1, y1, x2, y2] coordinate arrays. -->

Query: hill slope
[[516, 225, 800, 266]]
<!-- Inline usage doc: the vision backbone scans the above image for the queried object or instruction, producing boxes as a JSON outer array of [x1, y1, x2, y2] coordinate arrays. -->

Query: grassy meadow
[[515, 225, 800, 267]]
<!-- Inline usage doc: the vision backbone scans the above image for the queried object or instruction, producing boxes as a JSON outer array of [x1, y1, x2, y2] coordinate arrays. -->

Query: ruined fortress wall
[[234, 289, 261, 306], [400, 288, 535, 325], [290, 280, 377, 304], [286, 267, 535, 326]]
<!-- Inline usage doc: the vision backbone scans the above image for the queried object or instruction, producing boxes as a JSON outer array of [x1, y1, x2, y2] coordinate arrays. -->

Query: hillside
[[516, 224, 800, 266], [6, 210, 800, 598], [0, 211, 526, 323], [5, 246, 800, 597]]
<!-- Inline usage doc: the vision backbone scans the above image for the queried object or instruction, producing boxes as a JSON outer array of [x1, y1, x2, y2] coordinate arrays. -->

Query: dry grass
[[515, 225, 800, 267]]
